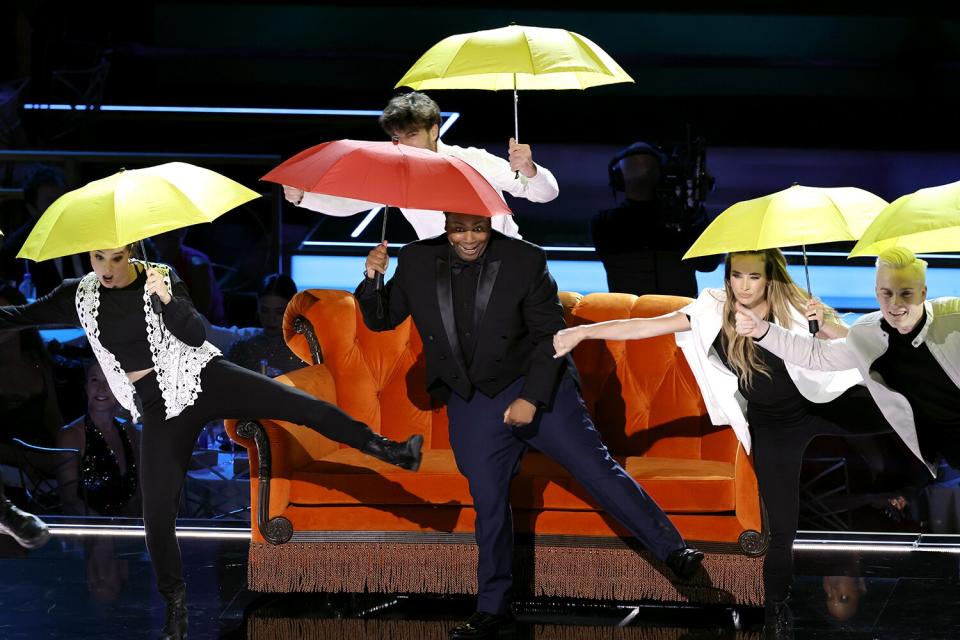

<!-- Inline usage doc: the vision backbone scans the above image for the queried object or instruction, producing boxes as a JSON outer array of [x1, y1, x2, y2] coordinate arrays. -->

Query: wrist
[[754, 322, 771, 341]]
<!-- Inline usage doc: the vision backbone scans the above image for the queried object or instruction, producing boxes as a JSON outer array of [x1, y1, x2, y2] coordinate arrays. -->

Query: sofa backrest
[[283, 289, 734, 461], [560, 292, 734, 461], [283, 289, 447, 449]]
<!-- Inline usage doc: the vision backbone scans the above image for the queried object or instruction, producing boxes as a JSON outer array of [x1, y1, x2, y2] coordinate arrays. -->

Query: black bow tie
[[450, 257, 481, 275]]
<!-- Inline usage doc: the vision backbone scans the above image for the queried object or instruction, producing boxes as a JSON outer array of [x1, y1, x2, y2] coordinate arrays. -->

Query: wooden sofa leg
[[236, 420, 293, 545]]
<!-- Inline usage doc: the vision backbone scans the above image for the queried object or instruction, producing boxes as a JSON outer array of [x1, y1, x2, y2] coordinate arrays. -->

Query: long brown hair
[[721, 249, 838, 388]]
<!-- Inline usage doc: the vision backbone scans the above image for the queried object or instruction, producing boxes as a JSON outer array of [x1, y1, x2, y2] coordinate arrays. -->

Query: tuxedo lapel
[[474, 258, 501, 335], [436, 255, 469, 375]]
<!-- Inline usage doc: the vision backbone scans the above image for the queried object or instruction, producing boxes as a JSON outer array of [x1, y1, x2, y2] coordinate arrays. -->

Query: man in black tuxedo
[[356, 212, 703, 640]]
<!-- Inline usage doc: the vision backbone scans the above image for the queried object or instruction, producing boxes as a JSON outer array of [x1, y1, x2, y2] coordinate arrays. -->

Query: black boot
[[159, 585, 188, 640], [763, 596, 794, 640], [0, 497, 50, 550], [361, 434, 424, 471]]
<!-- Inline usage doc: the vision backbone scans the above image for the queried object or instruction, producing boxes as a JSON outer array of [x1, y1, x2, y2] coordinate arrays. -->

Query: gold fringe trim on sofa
[[246, 617, 763, 640], [248, 542, 763, 606]]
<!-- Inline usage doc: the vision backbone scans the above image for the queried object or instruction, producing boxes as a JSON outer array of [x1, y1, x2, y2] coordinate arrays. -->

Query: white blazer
[[757, 297, 960, 474], [675, 288, 863, 454]]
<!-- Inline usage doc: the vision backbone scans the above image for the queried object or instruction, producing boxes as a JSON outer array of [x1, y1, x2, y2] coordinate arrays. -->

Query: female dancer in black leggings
[[0, 245, 422, 640], [554, 248, 891, 637]]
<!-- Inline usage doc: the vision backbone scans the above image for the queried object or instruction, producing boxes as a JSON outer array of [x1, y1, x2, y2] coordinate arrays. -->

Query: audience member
[[227, 273, 304, 376], [0, 283, 62, 448], [56, 361, 140, 517], [0, 165, 85, 296], [147, 229, 225, 323]]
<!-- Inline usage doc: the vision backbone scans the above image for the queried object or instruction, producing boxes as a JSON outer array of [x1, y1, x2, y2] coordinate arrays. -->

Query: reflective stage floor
[[1, 521, 958, 639]]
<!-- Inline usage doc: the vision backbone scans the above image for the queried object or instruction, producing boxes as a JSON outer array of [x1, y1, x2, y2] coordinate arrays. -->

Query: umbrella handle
[[802, 244, 816, 334], [139, 239, 164, 316], [513, 80, 520, 180]]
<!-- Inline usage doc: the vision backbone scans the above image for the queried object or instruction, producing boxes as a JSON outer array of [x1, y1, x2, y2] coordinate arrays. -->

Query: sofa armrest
[[733, 443, 767, 556], [224, 364, 342, 544]]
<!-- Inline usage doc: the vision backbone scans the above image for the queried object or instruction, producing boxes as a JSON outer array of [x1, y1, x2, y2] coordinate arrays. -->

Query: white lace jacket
[[74, 262, 221, 421]]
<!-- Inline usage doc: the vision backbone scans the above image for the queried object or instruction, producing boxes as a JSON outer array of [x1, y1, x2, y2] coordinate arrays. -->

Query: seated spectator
[[56, 361, 140, 517], [0, 165, 85, 297], [0, 283, 62, 448], [227, 273, 306, 376], [147, 228, 225, 323]]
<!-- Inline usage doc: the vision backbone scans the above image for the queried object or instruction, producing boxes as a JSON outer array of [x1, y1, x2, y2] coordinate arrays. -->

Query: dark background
[[4, 2, 960, 260]]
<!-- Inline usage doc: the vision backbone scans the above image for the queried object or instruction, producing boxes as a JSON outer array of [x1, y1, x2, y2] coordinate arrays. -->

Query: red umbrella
[[262, 138, 511, 221], [262, 139, 512, 289]]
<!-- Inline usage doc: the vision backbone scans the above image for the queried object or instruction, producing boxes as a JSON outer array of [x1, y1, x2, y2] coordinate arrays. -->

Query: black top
[[872, 312, 960, 463], [450, 248, 484, 368], [355, 231, 578, 408], [711, 328, 807, 421], [80, 416, 138, 516], [0, 264, 206, 372]]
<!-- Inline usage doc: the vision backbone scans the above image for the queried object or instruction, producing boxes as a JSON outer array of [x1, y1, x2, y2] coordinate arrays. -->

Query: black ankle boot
[[159, 586, 188, 640], [763, 596, 794, 640], [0, 497, 50, 550], [362, 434, 424, 471]]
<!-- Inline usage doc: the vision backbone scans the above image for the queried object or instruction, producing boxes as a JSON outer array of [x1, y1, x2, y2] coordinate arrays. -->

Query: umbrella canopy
[[261, 139, 512, 218], [849, 180, 960, 257], [395, 24, 633, 91], [17, 162, 260, 261], [683, 185, 887, 260], [395, 24, 633, 145]]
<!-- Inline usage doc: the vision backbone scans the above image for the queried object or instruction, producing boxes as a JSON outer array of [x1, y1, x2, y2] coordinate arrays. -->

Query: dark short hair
[[379, 92, 441, 136], [259, 273, 298, 301], [21, 165, 66, 206]]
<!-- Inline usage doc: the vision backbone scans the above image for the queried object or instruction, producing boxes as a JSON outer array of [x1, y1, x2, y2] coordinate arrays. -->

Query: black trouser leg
[[135, 357, 380, 596], [750, 385, 892, 603]]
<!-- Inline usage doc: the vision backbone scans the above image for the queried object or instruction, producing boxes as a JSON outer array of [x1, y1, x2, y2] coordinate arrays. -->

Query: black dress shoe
[[0, 498, 50, 550], [665, 546, 704, 580], [763, 597, 794, 640], [362, 434, 424, 471], [448, 611, 511, 639]]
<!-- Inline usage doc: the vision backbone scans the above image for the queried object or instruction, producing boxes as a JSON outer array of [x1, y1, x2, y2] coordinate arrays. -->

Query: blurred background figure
[[56, 361, 140, 518], [147, 228, 226, 324], [0, 164, 85, 298], [0, 282, 63, 449], [591, 139, 717, 297], [227, 273, 305, 377]]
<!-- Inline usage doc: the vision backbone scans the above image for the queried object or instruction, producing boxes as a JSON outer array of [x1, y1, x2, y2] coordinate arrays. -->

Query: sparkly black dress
[[79, 416, 138, 516]]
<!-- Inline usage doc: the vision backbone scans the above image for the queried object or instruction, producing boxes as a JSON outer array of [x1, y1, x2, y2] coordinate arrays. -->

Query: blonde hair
[[722, 249, 839, 389], [876, 247, 927, 282]]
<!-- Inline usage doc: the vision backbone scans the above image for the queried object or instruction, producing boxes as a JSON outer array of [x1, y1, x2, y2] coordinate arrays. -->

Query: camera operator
[[591, 141, 717, 297]]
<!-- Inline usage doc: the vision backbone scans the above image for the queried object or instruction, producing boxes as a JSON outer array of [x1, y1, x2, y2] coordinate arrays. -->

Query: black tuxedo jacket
[[354, 232, 579, 407]]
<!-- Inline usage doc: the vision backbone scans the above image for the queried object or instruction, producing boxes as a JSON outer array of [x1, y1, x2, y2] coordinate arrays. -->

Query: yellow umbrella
[[683, 184, 888, 332], [848, 180, 960, 257], [396, 24, 633, 145], [17, 162, 260, 262]]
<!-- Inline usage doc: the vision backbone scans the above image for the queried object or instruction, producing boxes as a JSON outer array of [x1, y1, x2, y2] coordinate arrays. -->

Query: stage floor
[[1, 521, 958, 639]]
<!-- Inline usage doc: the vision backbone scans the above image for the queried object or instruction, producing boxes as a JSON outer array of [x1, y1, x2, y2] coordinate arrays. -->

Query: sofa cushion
[[287, 449, 736, 514]]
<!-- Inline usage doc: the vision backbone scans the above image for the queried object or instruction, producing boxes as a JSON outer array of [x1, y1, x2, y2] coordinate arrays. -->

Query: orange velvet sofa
[[226, 289, 766, 605]]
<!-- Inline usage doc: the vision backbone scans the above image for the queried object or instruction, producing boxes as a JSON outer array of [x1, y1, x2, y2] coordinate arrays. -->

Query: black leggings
[[134, 357, 376, 597], [749, 385, 893, 603]]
